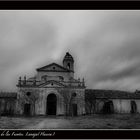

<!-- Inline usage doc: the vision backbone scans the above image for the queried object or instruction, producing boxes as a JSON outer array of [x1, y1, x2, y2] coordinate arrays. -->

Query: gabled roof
[[85, 89, 140, 99], [36, 63, 74, 72], [0, 92, 17, 98], [38, 80, 66, 88]]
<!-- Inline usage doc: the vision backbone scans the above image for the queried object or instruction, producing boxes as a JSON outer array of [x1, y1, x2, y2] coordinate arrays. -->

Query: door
[[72, 104, 77, 116], [131, 101, 137, 114], [24, 104, 31, 116], [47, 94, 57, 115]]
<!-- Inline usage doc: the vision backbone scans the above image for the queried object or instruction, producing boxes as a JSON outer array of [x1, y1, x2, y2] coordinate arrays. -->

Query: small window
[[51, 83, 53, 86], [59, 76, 64, 81], [53, 67, 55, 70], [26, 92, 31, 96], [41, 75, 47, 81], [72, 93, 76, 97]]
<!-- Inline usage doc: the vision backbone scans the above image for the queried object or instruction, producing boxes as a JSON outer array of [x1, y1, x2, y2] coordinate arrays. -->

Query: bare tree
[[30, 91, 40, 115], [57, 88, 73, 116], [85, 93, 96, 114], [17, 90, 39, 116]]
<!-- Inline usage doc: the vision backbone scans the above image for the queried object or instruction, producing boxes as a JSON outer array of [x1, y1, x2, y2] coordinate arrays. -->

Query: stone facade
[[1, 53, 140, 116], [16, 52, 86, 116], [0, 92, 17, 116], [85, 89, 140, 114]]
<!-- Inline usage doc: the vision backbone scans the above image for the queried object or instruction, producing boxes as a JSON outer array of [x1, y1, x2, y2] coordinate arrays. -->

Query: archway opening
[[130, 101, 137, 114], [24, 103, 31, 116], [102, 101, 114, 114], [47, 94, 57, 115], [67, 63, 70, 69]]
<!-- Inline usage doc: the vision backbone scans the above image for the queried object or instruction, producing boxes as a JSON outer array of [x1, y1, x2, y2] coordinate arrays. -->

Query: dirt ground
[[0, 114, 140, 129]]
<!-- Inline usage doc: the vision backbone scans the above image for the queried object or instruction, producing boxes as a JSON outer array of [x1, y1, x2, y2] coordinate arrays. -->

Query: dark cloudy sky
[[0, 10, 140, 92]]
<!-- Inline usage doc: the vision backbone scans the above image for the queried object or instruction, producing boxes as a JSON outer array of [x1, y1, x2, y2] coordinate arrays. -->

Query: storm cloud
[[0, 10, 140, 92]]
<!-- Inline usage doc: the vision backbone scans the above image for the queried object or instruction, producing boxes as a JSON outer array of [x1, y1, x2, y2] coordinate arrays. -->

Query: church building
[[16, 52, 85, 116], [1, 52, 140, 116]]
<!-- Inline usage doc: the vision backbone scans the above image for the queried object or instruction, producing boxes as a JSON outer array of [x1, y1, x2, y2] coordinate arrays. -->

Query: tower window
[[67, 63, 70, 69]]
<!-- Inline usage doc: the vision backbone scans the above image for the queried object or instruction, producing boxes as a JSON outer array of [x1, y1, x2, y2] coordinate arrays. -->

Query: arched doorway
[[130, 101, 137, 114], [24, 103, 31, 116], [102, 101, 114, 114], [47, 94, 57, 115]]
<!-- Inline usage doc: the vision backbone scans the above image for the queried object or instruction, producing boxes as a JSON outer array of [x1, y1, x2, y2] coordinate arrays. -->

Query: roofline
[[36, 62, 74, 73], [85, 89, 133, 93], [0, 97, 17, 98], [94, 97, 140, 99], [36, 69, 74, 73]]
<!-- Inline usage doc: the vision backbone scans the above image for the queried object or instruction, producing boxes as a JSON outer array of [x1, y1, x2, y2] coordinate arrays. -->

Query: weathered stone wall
[[85, 98, 140, 114], [135, 100, 140, 113], [17, 86, 85, 116], [113, 99, 131, 113], [0, 98, 16, 115], [56, 88, 85, 116], [72, 88, 85, 115], [36, 71, 74, 81], [16, 88, 40, 115]]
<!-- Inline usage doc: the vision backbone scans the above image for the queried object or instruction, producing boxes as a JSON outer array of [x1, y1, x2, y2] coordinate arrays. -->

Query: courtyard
[[0, 114, 140, 129]]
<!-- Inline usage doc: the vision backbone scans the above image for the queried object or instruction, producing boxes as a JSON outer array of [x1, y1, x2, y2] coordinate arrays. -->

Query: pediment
[[39, 80, 66, 88], [36, 63, 71, 72]]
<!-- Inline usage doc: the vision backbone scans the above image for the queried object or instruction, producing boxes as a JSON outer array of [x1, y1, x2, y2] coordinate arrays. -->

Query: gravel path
[[24, 118, 73, 129], [1, 114, 140, 129]]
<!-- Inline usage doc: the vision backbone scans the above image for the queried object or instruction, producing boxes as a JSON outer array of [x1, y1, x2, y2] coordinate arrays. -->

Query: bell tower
[[63, 52, 74, 72]]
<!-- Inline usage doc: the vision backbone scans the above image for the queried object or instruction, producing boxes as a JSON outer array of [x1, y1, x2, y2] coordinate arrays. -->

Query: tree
[[17, 89, 40, 116], [85, 93, 96, 114], [30, 91, 40, 115], [57, 88, 73, 116]]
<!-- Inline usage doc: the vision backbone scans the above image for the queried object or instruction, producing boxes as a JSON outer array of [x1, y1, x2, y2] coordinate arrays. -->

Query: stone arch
[[102, 100, 114, 114], [46, 93, 57, 115], [130, 100, 137, 114]]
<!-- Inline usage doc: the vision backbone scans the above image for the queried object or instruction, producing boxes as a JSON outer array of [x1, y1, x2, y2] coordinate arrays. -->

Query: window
[[41, 75, 47, 81], [51, 83, 53, 86], [53, 67, 55, 70], [59, 76, 64, 81], [72, 93, 76, 97], [26, 92, 31, 96], [67, 63, 70, 69]]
